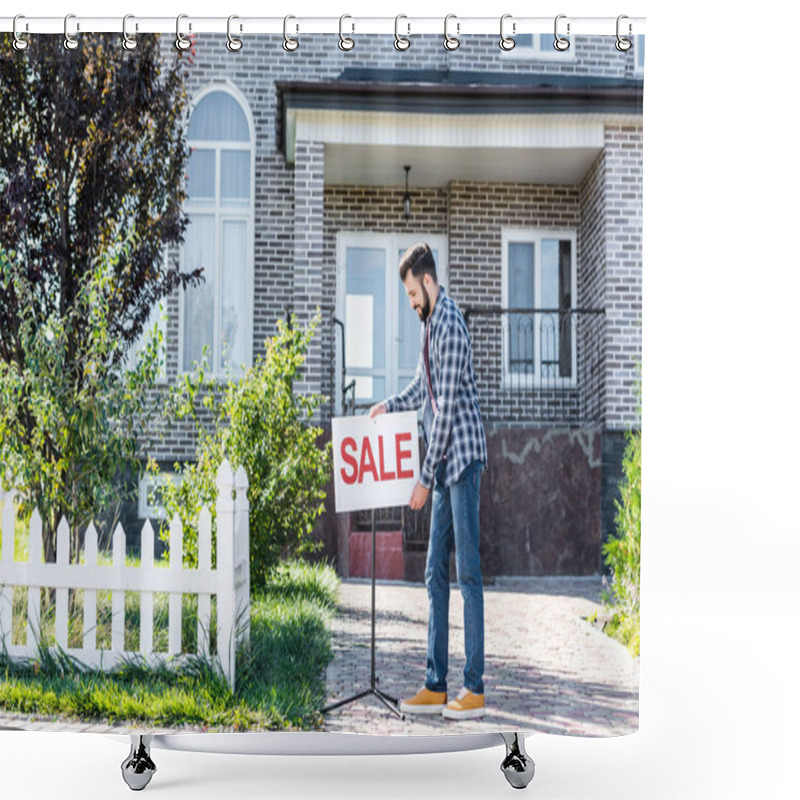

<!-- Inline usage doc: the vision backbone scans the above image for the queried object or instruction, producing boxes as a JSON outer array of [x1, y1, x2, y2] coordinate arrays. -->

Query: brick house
[[136, 32, 643, 583]]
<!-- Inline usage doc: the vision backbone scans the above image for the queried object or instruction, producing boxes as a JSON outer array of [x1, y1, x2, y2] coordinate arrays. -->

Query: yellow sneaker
[[442, 688, 486, 720], [399, 687, 447, 715]]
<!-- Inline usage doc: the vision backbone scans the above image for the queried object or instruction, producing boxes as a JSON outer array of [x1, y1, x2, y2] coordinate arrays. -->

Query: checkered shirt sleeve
[[384, 288, 487, 490]]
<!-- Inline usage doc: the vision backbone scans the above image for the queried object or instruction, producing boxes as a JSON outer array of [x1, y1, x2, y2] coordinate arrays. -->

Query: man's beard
[[418, 283, 431, 322]]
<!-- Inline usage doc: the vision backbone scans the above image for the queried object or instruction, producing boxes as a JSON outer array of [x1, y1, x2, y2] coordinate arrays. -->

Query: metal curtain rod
[[0, 15, 646, 36]]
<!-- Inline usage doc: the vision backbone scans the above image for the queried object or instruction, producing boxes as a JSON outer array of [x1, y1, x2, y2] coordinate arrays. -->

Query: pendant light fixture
[[403, 165, 411, 220]]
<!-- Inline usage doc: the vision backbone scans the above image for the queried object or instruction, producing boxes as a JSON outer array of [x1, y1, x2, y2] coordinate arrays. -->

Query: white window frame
[[179, 82, 255, 378], [501, 227, 578, 390], [504, 31, 576, 61], [335, 232, 449, 414], [137, 473, 182, 520]]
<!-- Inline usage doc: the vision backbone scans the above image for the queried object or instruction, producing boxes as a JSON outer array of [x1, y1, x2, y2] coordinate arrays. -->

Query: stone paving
[[322, 577, 639, 737], [0, 576, 638, 738]]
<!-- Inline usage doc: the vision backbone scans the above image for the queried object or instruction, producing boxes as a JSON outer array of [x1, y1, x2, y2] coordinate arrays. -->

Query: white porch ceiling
[[323, 143, 602, 187], [289, 109, 632, 188]]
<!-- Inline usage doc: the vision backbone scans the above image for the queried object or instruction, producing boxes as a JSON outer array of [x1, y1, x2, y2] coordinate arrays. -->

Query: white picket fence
[[0, 460, 250, 690]]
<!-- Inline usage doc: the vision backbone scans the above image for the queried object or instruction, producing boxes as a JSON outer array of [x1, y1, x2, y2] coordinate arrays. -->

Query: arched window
[[181, 88, 253, 374]]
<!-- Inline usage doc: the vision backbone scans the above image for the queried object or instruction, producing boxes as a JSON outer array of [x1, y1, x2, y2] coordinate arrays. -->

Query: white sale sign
[[331, 412, 420, 513]]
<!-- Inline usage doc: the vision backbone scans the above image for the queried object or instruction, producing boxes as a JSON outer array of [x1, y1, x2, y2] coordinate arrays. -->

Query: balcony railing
[[325, 306, 605, 422], [463, 307, 606, 426]]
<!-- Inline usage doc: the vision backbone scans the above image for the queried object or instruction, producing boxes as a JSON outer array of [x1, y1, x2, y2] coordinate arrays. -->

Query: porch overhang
[[276, 71, 643, 187]]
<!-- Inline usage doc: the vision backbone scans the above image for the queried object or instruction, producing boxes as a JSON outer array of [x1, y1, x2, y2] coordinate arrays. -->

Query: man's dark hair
[[398, 242, 438, 284]]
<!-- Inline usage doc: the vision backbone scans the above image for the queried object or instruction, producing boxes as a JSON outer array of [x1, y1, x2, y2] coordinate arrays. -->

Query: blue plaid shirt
[[385, 286, 487, 489]]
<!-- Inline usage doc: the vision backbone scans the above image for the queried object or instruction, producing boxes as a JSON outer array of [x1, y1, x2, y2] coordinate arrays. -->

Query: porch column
[[603, 123, 643, 430], [293, 139, 325, 406]]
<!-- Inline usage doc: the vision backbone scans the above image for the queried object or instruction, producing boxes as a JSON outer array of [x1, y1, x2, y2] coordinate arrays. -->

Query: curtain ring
[[394, 15, 411, 51], [283, 16, 299, 51], [339, 15, 355, 51], [12, 14, 29, 51], [443, 14, 460, 51], [175, 14, 191, 51], [616, 15, 632, 52], [64, 13, 79, 51], [499, 13, 515, 51], [553, 14, 570, 51], [122, 14, 138, 51], [227, 15, 243, 52]]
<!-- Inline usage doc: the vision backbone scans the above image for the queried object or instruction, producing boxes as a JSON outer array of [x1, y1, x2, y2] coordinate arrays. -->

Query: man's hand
[[369, 402, 387, 418], [409, 480, 429, 511]]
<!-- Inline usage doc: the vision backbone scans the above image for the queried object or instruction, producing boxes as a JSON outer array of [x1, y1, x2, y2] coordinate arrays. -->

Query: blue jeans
[[424, 459, 484, 696]]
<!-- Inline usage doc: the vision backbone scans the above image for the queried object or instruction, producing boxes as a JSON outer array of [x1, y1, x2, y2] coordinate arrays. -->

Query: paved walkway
[[0, 576, 638, 738], [322, 577, 638, 737]]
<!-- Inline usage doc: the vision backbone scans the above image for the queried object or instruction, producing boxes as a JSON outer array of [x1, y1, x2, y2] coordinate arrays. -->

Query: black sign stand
[[322, 507, 404, 719]]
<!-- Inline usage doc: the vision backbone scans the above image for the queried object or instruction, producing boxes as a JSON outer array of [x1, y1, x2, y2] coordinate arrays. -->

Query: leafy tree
[[0, 241, 165, 562], [153, 315, 332, 588], [0, 34, 200, 560]]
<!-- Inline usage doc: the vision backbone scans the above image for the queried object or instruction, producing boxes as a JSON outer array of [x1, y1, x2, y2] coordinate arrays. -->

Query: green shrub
[[602, 425, 641, 657], [152, 314, 332, 588]]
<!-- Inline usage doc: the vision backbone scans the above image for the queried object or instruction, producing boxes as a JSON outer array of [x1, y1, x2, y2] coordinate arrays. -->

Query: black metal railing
[[332, 315, 357, 416], [463, 307, 605, 426]]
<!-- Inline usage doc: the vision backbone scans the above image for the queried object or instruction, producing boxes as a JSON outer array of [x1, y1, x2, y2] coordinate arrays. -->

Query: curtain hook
[[64, 13, 79, 51], [12, 14, 29, 51], [122, 14, 138, 51], [554, 14, 570, 51], [394, 14, 411, 51], [227, 15, 243, 52], [283, 15, 299, 51], [500, 14, 516, 51], [175, 14, 192, 51], [444, 14, 460, 51], [616, 15, 632, 52], [339, 14, 355, 51]]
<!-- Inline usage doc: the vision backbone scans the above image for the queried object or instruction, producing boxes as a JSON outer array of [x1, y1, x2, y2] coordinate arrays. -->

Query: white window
[[335, 233, 448, 413], [180, 86, 254, 375], [506, 33, 575, 61], [501, 229, 578, 388], [634, 35, 645, 76], [138, 473, 182, 520]]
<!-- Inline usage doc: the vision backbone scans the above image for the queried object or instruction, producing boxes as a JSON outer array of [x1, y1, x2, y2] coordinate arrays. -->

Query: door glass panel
[[352, 375, 385, 403], [346, 247, 386, 371], [220, 220, 248, 370], [540, 239, 572, 379], [183, 216, 216, 369], [540, 239, 559, 378], [508, 242, 534, 375]]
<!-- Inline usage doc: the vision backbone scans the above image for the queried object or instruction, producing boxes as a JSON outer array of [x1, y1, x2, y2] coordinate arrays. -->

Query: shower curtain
[[0, 22, 643, 740]]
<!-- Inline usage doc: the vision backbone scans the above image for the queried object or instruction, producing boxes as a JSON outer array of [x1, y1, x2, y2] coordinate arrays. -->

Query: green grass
[[0, 558, 339, 731]]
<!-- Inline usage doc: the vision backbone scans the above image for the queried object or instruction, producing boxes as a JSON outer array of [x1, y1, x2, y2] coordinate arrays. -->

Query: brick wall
[[146, 32, 641, 458], [578, 150, 608, 425], [293, 141, 326, 404], [602, 124, 643, 428]]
